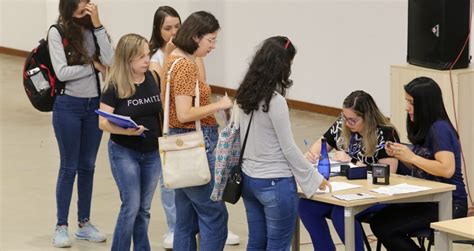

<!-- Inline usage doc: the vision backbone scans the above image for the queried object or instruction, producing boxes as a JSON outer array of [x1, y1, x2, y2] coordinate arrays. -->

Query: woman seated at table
[[370, 77, 468, 251], [299, 90, 399, 251]]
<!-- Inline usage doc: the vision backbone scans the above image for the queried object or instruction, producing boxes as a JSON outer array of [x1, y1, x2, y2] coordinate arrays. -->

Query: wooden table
[[294, 174, 455, 251], [431, 216, 474, 251]]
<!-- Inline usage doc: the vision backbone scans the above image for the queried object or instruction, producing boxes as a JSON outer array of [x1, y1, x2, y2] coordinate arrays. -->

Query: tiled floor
[[1, 54, 472, 250]]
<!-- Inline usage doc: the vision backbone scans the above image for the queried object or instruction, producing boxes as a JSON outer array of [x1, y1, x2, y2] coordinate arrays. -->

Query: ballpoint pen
[[304, 139, 310, 150]]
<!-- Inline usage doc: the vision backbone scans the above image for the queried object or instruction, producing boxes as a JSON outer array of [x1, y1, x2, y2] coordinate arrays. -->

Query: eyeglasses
[[341, 113, 361, 126], [202, 36, 218, 45]]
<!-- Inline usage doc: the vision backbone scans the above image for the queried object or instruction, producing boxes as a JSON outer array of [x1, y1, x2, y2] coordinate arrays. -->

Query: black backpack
[[23, 25, 67, 112], [23, 25, 101, 112]]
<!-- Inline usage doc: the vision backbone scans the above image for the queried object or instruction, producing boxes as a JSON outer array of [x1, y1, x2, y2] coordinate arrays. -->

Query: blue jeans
[[242, 173, 298, 251], [169, 126, 228, 251], [53, 95, 102, 226], [108, 140, 160, 251], [159, 172, 176, 234], [298, 199, 386, 251]]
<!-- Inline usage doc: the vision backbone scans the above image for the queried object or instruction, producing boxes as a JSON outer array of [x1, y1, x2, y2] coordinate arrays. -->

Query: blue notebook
[[95, 109, 147, 137], [95, 109, 139, 129]]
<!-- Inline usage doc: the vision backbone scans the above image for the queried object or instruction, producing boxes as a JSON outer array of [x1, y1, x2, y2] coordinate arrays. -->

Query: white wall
[[2, 0, 473, 116]]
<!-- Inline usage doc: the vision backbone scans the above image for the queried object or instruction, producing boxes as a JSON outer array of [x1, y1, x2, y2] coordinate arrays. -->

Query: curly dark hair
[[58, 0, 94, 65], [236, 36, 296, 114], [149, 6, 181, 55]]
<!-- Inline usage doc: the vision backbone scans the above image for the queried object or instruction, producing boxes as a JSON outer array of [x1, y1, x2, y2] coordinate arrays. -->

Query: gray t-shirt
[[48, 26, 114, 98], [239, 92, 323, 197]]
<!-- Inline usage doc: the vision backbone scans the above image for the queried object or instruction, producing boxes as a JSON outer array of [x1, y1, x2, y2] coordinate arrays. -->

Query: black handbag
[[222, 112, 253, 204]]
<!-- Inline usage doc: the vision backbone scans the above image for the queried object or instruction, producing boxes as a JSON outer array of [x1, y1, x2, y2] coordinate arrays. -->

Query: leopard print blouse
[[160, 55, 217, 129]]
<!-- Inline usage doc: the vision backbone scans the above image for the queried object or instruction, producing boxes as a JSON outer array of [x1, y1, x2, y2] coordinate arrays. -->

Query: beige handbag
[[159, 58, 211, 189]]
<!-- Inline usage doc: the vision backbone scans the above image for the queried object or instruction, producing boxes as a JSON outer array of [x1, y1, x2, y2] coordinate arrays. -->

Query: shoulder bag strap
[[90, 28, 102, 95], [48, 24, 68, 95], [163, 58, 183, 136], [194, 79, 201, 131], [229, 101, 240, 126], [150, 70, 163, 135], [237, 111, 254, 169]]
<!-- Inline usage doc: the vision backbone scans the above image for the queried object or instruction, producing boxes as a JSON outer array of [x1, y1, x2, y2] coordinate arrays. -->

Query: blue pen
[[304, 139, 310, 149]]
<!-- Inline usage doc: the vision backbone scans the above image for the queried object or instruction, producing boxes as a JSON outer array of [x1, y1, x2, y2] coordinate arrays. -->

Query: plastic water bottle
[[318, 138, 330, 180], [28, 68, 49, 93]]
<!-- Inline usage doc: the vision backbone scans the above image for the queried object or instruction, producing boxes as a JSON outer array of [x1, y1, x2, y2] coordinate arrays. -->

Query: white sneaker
[[75, 221, 106, 243], [163, 232, 174, 249], [225, 230, 240, 245], [53, 225, 72, 248]]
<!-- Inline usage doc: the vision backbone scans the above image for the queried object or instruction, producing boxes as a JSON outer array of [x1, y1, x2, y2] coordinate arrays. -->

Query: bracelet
[[94, 25, 104, 30]]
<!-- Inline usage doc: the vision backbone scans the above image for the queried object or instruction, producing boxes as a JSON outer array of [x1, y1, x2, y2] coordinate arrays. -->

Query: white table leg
[[434, 230, 453, 251], [437, 191, 452, 221], [434, 191, 452, 251], [344, 207, 355, 251]]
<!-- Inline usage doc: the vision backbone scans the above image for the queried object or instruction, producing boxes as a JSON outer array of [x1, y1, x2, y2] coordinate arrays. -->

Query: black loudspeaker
[[407, 0, 471, 70]]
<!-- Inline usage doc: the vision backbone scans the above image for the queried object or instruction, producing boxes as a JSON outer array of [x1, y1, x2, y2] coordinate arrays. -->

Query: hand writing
[[319, 179, 332, 193]]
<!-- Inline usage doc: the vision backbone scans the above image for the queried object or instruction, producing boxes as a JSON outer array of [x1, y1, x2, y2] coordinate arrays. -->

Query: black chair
[[409, 228, 433, 251], [373, 228, 433, 251], [358, 213, 376, 251], [360, 221, 372, 251]]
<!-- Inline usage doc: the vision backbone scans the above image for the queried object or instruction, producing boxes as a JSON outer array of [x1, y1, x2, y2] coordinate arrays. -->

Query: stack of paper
[[333, 192, 376, 201], [316, 181, 362, 194], [371, 183, 431, 195]]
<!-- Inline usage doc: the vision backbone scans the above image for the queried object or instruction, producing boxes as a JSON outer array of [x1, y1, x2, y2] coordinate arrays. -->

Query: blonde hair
[[341, 90, 394, 156], [105, 33, 149, 98]]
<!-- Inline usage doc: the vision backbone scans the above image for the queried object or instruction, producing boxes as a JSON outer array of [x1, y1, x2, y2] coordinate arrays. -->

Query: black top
[[101, 71, 162, 152], [323, 116, 400, 165]]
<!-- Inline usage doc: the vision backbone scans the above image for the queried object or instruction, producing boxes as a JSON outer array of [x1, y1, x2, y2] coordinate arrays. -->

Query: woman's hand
[[85, 2, 102, 28], [93, 60, 106, 80], [217, 95, 233, 110], [164, 39, 177, 55], [333, 150, 351, 162], [385, 141, 395, 156], [126, 125, 146, 136], [304, 151, 320, 164], [387, 142, 416, 163], [319, 179, 332, 192]]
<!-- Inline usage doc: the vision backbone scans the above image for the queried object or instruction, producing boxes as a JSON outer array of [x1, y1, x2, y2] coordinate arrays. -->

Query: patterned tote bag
[[210, 102, 241, 201]]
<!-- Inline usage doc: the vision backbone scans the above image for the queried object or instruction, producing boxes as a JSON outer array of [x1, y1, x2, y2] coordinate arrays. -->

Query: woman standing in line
[[235, 36, 331, 250], [148, 6, 240, 248], [99, 33, 162, 251], [49, 0, 113, 247], [370, 77, 468, 250], [160, 11, 233, 251]]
